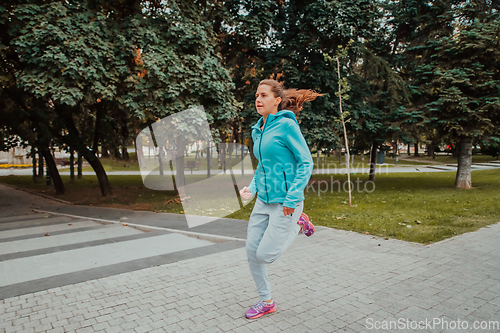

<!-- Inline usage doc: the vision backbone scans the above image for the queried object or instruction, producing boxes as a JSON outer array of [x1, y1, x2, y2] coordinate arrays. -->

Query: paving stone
[[0, 206, 498, 333]]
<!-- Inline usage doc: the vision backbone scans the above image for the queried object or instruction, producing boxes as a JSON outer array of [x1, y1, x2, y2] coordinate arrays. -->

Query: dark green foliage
[[396, 0, 500, 187], [2, 0, 499, 193], [1, 0, 239, 195]]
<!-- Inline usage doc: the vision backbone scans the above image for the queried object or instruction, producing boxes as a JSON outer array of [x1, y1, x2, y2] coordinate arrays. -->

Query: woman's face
[[255, 84, 281, 116]]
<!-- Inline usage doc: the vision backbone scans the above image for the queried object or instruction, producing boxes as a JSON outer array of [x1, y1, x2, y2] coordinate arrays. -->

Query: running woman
[[239, 79, 321, 319]]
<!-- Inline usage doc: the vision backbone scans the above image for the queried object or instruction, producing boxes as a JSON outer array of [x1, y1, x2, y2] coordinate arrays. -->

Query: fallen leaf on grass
[[336, 217, 347, 219], [44, 233, 49, 236], [415, 220, 421, 224], [123, 223, 127, 226], [364, 232, 369, 235], [166, 196, 192, 204]]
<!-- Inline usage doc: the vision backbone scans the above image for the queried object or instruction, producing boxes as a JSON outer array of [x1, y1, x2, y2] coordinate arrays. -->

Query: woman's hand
[[283, 206, 295, 216], [240, 187, 252, 200]]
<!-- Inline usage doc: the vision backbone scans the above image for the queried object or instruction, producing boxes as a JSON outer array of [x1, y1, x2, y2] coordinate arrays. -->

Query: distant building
[[0, 146, 33, 165]]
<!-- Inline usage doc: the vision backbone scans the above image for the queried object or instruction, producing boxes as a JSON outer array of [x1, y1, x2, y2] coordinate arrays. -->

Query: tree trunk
[[220, 142, 226, 173], [121, 123, 130, 161], [241, 127, 245, 176], [427, 144, 435, 159], [158, 148, 164, 177], [407, 144, 411, 156], [92, 104, 103, 154], [70, 148, 75, 183], [101, 146, 110, 158], [217, 143, 222, 169], [228, 142, 232, 171], [77, 152, 83, 179], [40, 147, 65, 195], [368, 145, 373, 168], [136, 139, 144, 167], [452, 144, 459, 158], [113, 147, 121, 160], [122, 146, 129, 161], [455, 136, 472, 189], [369, 144, 377, 182], [84, 151, 113, 196], [176, 137, 186, 189], [56, 106, 111, 195], [32, 148, 38, 183], [38, 153, 44, 179], [414, 142, 419, 157], [248, 138, 257, 168], [206, 139, 211, 178]]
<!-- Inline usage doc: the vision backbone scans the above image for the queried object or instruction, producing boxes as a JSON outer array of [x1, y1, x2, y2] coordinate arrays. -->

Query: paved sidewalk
[[1, 224, 499, 332], [0, 184, 246, 301], [0, 188, 499, 332]]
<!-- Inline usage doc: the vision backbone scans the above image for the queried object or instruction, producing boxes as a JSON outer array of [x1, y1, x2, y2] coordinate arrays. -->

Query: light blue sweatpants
[[246, 198, 303, 301]]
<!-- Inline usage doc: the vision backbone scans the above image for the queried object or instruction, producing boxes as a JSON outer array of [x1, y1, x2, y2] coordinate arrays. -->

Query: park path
[[1, 160, 499, 177], [0, 184, 499, 332], [0, 183, 244, 302]]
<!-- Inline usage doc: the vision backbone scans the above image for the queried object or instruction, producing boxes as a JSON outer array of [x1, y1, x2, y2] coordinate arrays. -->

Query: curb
[[32, 209, 247, 244]]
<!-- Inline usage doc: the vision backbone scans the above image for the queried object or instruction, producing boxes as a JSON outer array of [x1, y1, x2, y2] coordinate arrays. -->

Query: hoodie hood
[[251, 110, 298, 131]]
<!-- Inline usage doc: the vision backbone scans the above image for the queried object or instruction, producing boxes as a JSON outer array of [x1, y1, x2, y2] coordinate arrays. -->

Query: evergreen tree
[[399, 0, 500, 188]]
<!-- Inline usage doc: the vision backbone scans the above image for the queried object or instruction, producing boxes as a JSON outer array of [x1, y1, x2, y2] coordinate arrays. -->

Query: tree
[[427, 19, 500, 188], [400, 1, 500, 188], [3, 0, 239, 197]]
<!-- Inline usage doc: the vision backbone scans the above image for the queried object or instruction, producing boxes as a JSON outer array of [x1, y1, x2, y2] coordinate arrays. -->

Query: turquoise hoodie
[[248, 110, 313, 209]]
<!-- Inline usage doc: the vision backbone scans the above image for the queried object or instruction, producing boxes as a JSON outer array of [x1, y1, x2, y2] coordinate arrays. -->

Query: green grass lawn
[[227, 169, 500, 244], [2, 169, 499, 244], [0, 174, 186, 214]]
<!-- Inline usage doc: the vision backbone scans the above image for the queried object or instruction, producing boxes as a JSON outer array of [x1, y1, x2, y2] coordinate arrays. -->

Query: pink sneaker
[[298, 213, 315, 237], [245, 300, 276, 319]]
